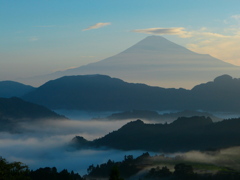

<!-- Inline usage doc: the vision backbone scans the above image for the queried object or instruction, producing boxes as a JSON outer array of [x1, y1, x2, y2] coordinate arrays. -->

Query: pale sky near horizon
[[1, 0, 240, 81]]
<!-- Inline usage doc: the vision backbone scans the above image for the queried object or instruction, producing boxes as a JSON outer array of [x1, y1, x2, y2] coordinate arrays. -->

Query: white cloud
[[231, 14, 240, 21], [132, 27, 230, 39], [82, 22, 111, 31], [132, 27, 192, 38], [193, 31, 230, 38], [185, 27, 240, 65], [223, 14, 240, 25], [29, 36, 39, 41], [187, 36, 240, 66]]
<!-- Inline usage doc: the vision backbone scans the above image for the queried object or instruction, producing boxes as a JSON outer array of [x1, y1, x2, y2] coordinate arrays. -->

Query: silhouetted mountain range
[[23, 74, 240, 113], [22, 74, 188, 111], [19, 36, 240, 88], [190, 75, 240, 111], [72, 117, 240, 152], [104, 109, 221, 122], [0, 81, 35, 98]]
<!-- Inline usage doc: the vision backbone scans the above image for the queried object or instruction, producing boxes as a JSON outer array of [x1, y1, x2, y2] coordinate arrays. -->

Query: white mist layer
[[0, 118, 150, 175], [1, 111, 240, 175]]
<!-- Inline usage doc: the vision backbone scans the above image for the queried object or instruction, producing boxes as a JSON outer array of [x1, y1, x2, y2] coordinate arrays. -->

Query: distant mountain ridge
[[19, 36, 240, 88], [72, 117, 240, 152], [0, 81, 35, 98], [104, 109, 221, 122], [23, 74, 240, 113], [22, 74, 188, 111], [0, 97, 66, 121], [0, 97, 66, 132]]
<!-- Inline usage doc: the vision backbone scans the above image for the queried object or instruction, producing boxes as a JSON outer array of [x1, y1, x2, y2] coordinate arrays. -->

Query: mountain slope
[[22, 75, 188, 111], [0, 81, 35, 98], [189, 74, 240, 112], [72, 117, 240, 152], [0, 97, 67, 132], [22, 74, 240, 112], [0, 97, 66, 121], [20, 36, 240, 88]]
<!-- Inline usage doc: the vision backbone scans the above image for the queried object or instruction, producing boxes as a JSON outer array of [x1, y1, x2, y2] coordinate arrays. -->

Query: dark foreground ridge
[[72, 116, 240, 152], [2, 151, 240, 180], [86, 152, 240, 180]]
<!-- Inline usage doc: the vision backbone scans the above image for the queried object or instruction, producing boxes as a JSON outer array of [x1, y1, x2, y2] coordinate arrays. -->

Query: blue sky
[[1, 0, 240, 81]]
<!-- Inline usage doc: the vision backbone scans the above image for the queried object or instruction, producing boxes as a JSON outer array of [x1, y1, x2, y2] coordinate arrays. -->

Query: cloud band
[[132, 27, 191, 38], [83, 22, 111, 31]]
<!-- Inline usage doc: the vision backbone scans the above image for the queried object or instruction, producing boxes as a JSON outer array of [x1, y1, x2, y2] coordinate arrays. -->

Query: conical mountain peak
[[122, 35, 193, 54], [20, 36, 240, 89]]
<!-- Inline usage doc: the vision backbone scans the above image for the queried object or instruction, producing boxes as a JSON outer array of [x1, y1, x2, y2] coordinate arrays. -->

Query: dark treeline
[[87, 152, 150, 178], [86, 152, 240, 180], [29, 167, 83, 180], [0, 156, 83, 180], [2, 152, 240, 180], [144, 164, 240, 180]]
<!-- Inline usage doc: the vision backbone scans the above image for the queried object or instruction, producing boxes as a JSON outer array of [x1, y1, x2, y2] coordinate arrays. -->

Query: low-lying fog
[[1, 110, 240, 175], [0, 115, 153, 175]]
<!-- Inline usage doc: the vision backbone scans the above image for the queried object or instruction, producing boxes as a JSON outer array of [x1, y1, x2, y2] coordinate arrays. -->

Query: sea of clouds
[[0, 116, 151, 175], [1, 110, 240, 176]]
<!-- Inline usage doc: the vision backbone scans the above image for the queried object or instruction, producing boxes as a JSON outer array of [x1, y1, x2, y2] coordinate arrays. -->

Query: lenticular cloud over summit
[[132, 27, 191, 38]]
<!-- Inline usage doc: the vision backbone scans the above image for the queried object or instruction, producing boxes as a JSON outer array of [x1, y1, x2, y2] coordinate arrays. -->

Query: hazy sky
[[1, 0, 240, 81]]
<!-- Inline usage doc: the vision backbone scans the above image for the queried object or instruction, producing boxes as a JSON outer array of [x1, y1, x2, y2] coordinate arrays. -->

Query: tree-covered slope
[[72, 117, 240, 152]]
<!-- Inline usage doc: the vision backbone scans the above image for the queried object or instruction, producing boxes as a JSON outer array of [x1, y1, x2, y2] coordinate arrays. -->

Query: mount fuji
[[21, 36, 240, 88]]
